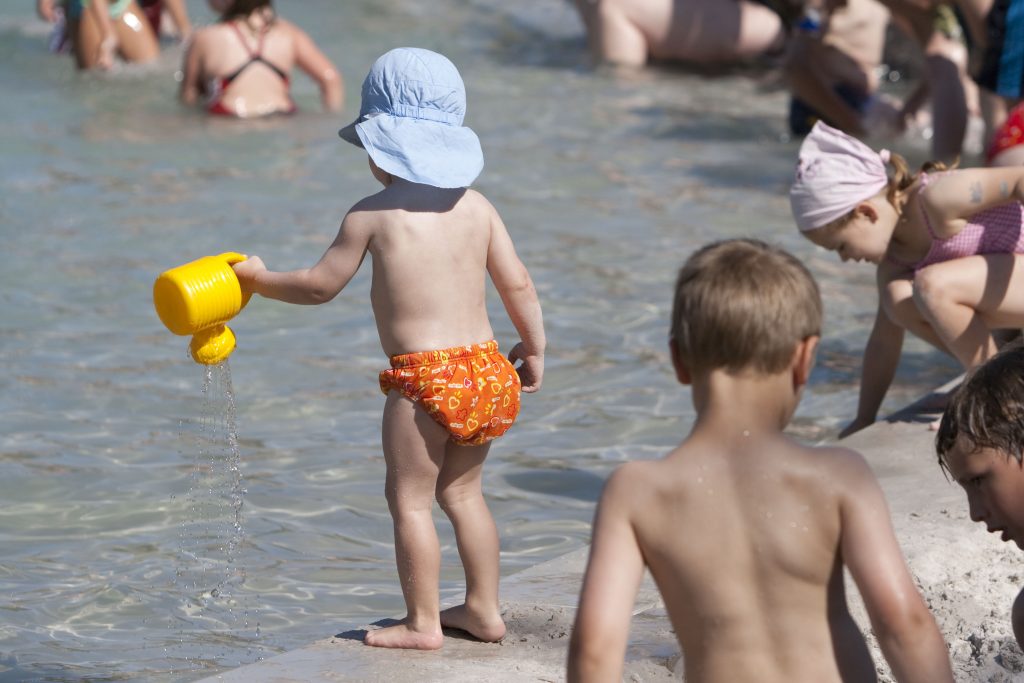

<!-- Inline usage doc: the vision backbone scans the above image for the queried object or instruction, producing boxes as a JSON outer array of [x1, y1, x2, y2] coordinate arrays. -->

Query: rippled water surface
[[0, 1, 960, 680]]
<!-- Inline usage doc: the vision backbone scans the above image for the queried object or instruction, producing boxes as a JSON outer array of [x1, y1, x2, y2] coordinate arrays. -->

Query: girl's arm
[[840, 299, 905, 438], [921, 167, 1024, 238], [179, 30, 204, 105], [289, 22, 343, 112], [162, 0, 192, 40]]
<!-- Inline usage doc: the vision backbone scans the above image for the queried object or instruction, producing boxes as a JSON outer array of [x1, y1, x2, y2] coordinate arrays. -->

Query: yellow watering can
[[153, 252, 251, 365]]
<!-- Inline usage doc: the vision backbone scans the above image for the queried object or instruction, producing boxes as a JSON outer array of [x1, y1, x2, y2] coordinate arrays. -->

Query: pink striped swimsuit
[[910, 172, 1024, 272]]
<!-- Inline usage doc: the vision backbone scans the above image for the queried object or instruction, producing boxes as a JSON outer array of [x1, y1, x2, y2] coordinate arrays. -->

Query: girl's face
[[806, 202, 897, 265]]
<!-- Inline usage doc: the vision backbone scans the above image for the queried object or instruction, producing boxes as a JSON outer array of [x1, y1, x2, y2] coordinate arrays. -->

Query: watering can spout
[[153, 252, 249, 365]]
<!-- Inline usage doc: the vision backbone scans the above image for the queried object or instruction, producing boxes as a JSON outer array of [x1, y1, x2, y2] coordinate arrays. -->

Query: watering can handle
[[218, 252, 248, 266], [215, 252, 252, 308]]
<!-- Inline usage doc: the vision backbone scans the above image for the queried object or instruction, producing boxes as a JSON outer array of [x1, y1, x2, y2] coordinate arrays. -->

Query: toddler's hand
[[232, 255, 266, 295], [508, 342, 543, 393]]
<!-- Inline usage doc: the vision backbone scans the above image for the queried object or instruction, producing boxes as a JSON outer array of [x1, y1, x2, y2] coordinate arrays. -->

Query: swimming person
[[232, 48, 545, 650], [567, 239, 952, 682], [792, 121, 1024, 436], [37, 0, 160, 69], [179, 0, 342, 118]]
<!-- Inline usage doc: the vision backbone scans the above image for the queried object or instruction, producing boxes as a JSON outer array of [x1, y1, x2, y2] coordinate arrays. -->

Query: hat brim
[[341, 114, 483, 189]]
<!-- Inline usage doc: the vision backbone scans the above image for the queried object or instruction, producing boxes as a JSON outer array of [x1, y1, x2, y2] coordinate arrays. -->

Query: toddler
[[232, 47, 545, 650]]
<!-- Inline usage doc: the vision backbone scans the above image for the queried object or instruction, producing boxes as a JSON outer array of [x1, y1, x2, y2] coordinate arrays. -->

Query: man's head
[[669, 239, 822, 379], [937, 346, 1024, 550]]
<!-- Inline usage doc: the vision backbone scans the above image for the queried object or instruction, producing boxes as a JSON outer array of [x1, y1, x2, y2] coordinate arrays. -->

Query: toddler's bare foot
[[364, 621, 443, 650], [440, 603, 506, 642]]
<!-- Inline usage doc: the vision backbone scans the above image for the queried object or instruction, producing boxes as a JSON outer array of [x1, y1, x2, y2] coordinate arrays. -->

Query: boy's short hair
[[670, 239, 822, 374], [936, 345, 1024, 468]]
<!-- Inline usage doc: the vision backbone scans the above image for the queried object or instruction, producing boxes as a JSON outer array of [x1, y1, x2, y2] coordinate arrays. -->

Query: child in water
[[180, 0, 342, 118], [232, 48, 545, 650], [936, 344, 1024, 653], [791, 121, 1024, 436], [568, 239, 952, 682]]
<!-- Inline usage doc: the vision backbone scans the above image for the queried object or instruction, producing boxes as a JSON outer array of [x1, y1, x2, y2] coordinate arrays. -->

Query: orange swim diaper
[[379, 340, 521, 446]]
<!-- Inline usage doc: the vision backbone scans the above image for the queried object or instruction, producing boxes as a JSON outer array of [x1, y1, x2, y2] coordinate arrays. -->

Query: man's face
[[946, 436, 1024, 550]]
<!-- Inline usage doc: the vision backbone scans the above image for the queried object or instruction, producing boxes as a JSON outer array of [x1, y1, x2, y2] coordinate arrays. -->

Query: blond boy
[[567, 239, 952, 682], [233, 48, 545, 650]]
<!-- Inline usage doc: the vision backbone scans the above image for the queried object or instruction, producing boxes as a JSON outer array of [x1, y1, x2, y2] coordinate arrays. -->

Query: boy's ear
[[792, 335, 819, 389], [669, 339, 692, 385], [855, 202, 879, 223]]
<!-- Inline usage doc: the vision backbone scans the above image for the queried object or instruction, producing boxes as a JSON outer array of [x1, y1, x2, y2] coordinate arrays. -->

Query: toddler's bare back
[[352, 185, 500, 356]]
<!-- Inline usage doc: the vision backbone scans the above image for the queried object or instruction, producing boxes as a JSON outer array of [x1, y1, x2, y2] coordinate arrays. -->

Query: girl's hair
[[828, 153, 956, 230], [220, 0, 275, 23]]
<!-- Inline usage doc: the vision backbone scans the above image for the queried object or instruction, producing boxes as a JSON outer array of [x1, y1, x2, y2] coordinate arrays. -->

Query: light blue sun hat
[[338, 47, 484, 189]]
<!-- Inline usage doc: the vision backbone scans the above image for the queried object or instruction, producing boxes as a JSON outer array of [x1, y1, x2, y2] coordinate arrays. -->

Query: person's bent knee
[[912, 266, 948, 311]]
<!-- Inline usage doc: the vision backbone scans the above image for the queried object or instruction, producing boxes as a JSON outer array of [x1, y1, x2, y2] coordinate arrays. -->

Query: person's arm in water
[[568, 465, 646, 682], [89, 0, 118, 69], [178, 29, 205, 105], [838, 448, 954, 682], [841, 268, 907, 438], [485, 204, 545, 392], [232, 210, 372, 305], [288, 21, 343, 113], [920, 167, 1024, 238], [162, 0, 192, 40], [36, 0, 57, 22]]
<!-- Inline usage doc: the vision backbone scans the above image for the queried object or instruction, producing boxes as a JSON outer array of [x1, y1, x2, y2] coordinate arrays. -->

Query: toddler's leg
[[364, 392, 449, 650], [914, 254, 1024, 368], [436, 441, 506, 642]]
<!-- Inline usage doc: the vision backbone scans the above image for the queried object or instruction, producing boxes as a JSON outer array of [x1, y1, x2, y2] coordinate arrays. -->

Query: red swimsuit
[[206, 23, 296, 117]]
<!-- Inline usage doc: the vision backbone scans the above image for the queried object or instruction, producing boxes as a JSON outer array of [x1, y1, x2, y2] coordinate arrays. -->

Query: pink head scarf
[[789, 121, 891, 232]]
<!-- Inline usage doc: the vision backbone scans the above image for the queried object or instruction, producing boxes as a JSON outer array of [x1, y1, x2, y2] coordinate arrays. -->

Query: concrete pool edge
[[199, 375, 1024, 682]]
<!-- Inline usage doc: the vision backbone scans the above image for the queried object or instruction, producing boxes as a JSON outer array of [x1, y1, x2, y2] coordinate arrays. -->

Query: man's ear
[[669, 339, 692, 385], [793, 335, 819, 389], [855, 201, 879, 223]]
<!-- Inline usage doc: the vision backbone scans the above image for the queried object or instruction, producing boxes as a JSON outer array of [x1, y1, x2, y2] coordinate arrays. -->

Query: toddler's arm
[[233, 213, 372, 305], [921, 167, 1024, 238], [289, 21, 343, 113], [486, 208, 545, 392], [568, 465, 646, 683], [838, 449, 954, 683]]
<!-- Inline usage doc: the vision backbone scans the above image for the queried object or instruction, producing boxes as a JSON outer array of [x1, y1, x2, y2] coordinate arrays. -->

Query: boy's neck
[[689, 367, 799, 437]]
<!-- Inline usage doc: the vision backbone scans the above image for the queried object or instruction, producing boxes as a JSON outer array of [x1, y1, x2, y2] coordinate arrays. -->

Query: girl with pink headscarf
[[792, 121, 1024, 436]]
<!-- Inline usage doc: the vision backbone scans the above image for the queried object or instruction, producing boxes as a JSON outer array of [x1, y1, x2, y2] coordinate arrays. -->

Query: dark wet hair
[[221, 0, 274, 22], [936, 345, 1024, 470], [670, 239, 822, 375]]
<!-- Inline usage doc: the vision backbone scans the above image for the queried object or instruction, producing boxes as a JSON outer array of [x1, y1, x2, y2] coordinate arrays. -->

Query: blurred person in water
[[36, 0, 176, 69], [179, 0, 342, 118], [570, 0, 789, 67]]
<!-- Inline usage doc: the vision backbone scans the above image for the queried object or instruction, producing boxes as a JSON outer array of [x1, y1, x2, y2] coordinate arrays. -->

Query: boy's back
[[619, 433, 875, 681], [568, 239, 952, 683]]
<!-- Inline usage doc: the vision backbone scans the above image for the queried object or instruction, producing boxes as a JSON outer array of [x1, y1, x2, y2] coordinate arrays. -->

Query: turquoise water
[[0, 1, 960, 680]]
